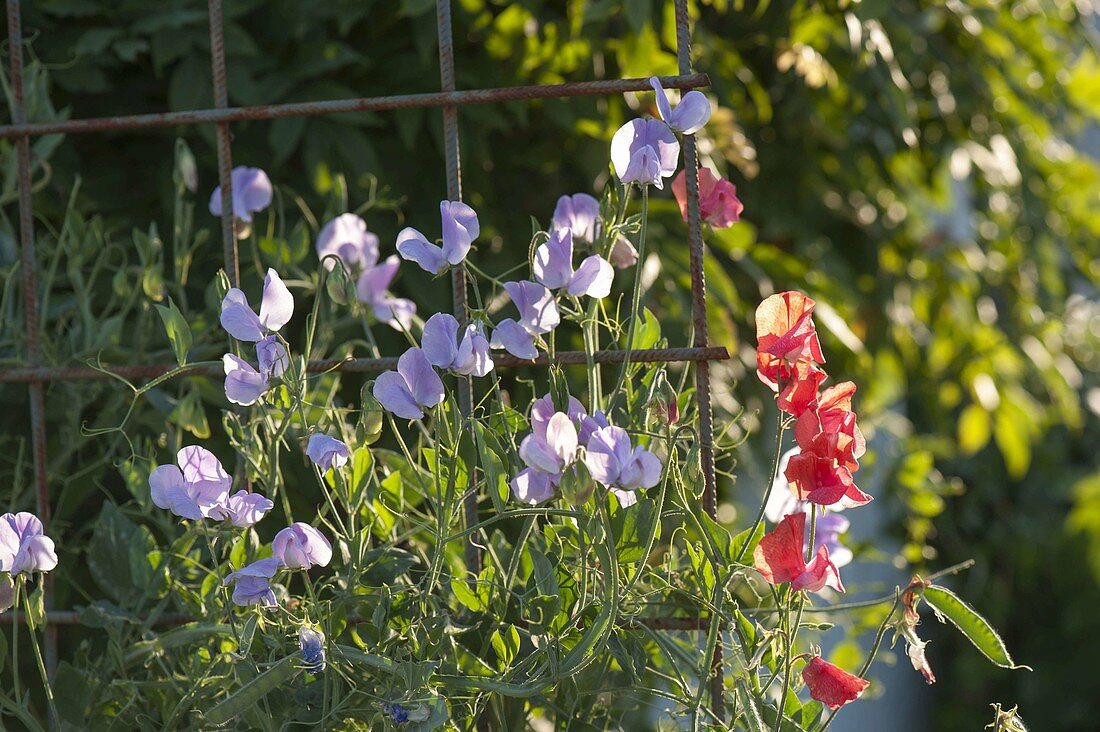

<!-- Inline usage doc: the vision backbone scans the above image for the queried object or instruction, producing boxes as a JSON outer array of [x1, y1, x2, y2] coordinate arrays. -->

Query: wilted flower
[[316, 213, 379, 271], [650, 77, 712, 135], [223, 557, 280, 606], [208, 490, 274, 528], [306, 433, 351, 472], [421, 313, 494, 377], [671, 168, 743, 228], [904, 629, 937, 684], [397, 200, 479, 275], [801, 655, 870, 709], [0, 512, 58, 575], [298, 626, 326, 675], [384, 703, 410, 724], [272, 523, 333, 570], [356, 256, 416, 331], [610, 118, 679, 189], [532, 229, 613, 299], [209, 166, 272, 222], [149, 446, 232, 521], [584, 426, 662, 507], [753, 512, 844, 594], [373, 347, 446, 419], [551, 193, 600, 243], [220, 269, 294, 343], [608, 235, 638, 269]]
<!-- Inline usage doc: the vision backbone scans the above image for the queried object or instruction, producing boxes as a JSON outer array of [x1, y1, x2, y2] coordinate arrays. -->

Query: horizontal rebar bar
[[0, 74, 709, 140], [0, 346, 730, 384]]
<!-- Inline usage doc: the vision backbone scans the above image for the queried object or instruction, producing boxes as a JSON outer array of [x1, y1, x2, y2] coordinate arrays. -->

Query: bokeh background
[[2, 1, 1098, 729]]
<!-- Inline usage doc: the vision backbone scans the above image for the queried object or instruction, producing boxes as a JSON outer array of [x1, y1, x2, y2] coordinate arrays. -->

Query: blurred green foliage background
[[2, 0, 1098, 728]]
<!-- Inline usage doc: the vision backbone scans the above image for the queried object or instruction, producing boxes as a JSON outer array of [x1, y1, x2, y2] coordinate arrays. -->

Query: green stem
[[609, 184, 649, 412], [20, 580, 59, 729]]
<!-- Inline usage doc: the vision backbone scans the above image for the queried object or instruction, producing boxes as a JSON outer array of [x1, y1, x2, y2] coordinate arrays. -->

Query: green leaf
[[490, 624, 520, 666], [361, 547, 418, 586], [614, 498, 659, 564], [86, 503, 156, 604], [451, 576, 487, 612], [957, 403, 991, 455], [26, 581, 46, 630], [154, 297, 192, 366], [204, 655, 301, 725], [922, 585, 1029, 670], [627, 307, 661, 350]]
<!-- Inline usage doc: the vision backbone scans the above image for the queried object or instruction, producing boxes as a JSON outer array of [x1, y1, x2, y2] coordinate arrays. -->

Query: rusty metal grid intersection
[[2, 0, 727, 718]]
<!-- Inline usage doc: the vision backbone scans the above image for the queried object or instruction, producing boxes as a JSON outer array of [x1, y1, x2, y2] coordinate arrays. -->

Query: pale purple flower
[[316, 213, 379, 271], [551, 193, 600, 243], [0, 512, 58, 575], [610, 119, 680, 189], [209, 166, 273, 222], [608, 235, 638, 269], [489, 319, 538, 360], [519, 412, 578, 476], [299, 626, 326, 674], [396, 200, 479, 275], [355, 255, 417, 331], [149, 446, 232, 520], [650, 77, 712, 135], [372, 347, 446, 420], [223, 354, 268, 406], [208, 490, 275, 528], [764, 448, 852, 567], [224, 557, 280, 606], [504, 281, 560, 334], [306, 433, 351, 471], [220, 269, 294, 342], [584, 426, 662, 504], [272, 522, 332, 570], [421, 313, 493, 377], [530, 393, 607, 445], [256, 335, 289, 378], [510, 468, 556, 505], [533, 229, 614, 299]]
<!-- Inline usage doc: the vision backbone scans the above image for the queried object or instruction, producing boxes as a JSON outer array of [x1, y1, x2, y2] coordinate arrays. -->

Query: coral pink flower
[[795, 381, 866, 471], [756, 292, 826, 416], [672, 168, 743, 228], [802, 656, 870, 709], [753, 513, 844, 594], [784, 451, 872, 508]]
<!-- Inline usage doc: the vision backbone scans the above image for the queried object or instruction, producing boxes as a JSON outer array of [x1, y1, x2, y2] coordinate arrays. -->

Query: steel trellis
[[2, 0, 728, 720]]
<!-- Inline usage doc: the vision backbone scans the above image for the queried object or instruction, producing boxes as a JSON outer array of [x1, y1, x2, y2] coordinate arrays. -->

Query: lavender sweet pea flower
[[504, 281, 560, 334], [316, 213, 380, 271], [223, 354, 268, 406], [533, 229, 614, 299], [272, 523, 332, 570], [208, 490, 275, 528], [396, 200, 479, 275], [373, 347, 446, 419], [0, 512, 58, 575], [421, 313, 494, 377], [610, 118, 680, 189], [529, 392, 607, 445], [224, 557, 280, 606], [356, 255, 417, 331], [256, 335, 289, 378], [650, 77, 713, 135], [149, 446, 233, 521], [489, 319, 538, 360], [306, 433, 351, 471], [584, 426, 662, 505], [299, 626, 326, 674], [552, 193, 600, 243], [509, 468, 556, 505], [519, 412, 578, 475], [209, 166, 273, 222], [220, 269, 294, 342]]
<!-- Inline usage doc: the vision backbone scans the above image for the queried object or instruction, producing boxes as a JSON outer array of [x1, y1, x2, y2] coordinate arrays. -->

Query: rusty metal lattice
[[2, 0, 727, 718]]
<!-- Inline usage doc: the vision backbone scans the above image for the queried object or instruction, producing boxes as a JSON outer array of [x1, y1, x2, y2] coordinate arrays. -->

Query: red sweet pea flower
[[802, 656, 870, 709], [784, 452, 872, 507], [753, 513, 844, 594], [756, 292, 826, 416], [672, 168, 744, 228], [795, 381, 866, 470]]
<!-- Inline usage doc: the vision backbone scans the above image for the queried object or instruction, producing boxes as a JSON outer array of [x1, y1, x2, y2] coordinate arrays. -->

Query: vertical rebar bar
[[435, 0, 480, 577], [5, 0, 58, 677], [673, 0, 725, 721], [207, 0, 239, 287]]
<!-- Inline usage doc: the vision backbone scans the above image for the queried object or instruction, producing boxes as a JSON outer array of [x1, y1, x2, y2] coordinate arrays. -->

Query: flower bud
[[559, 461, 595, 506], [608, 235, 638, 269]]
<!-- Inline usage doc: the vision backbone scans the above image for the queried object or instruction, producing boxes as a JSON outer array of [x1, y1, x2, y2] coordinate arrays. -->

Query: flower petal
[[220, 289, 264, 342], [259, 269, 294, 332], [510, 468, 556, 505], [533, 229, 574, 289], [373, 371, 423, 420], [223, 353, 268, 406], [567, 255, 613, 299], [440, 200, 478, 265], [397, 347, 445, 412], [396, 227, 447, 275], [753, 512, 807, 585], [421, 312, 460, 370], [668, 90, 712, 134], [489, 319, 538, 360]]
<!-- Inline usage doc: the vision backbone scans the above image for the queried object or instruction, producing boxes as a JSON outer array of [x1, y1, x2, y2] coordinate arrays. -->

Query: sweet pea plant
[[2, 79, 1026, 730]]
